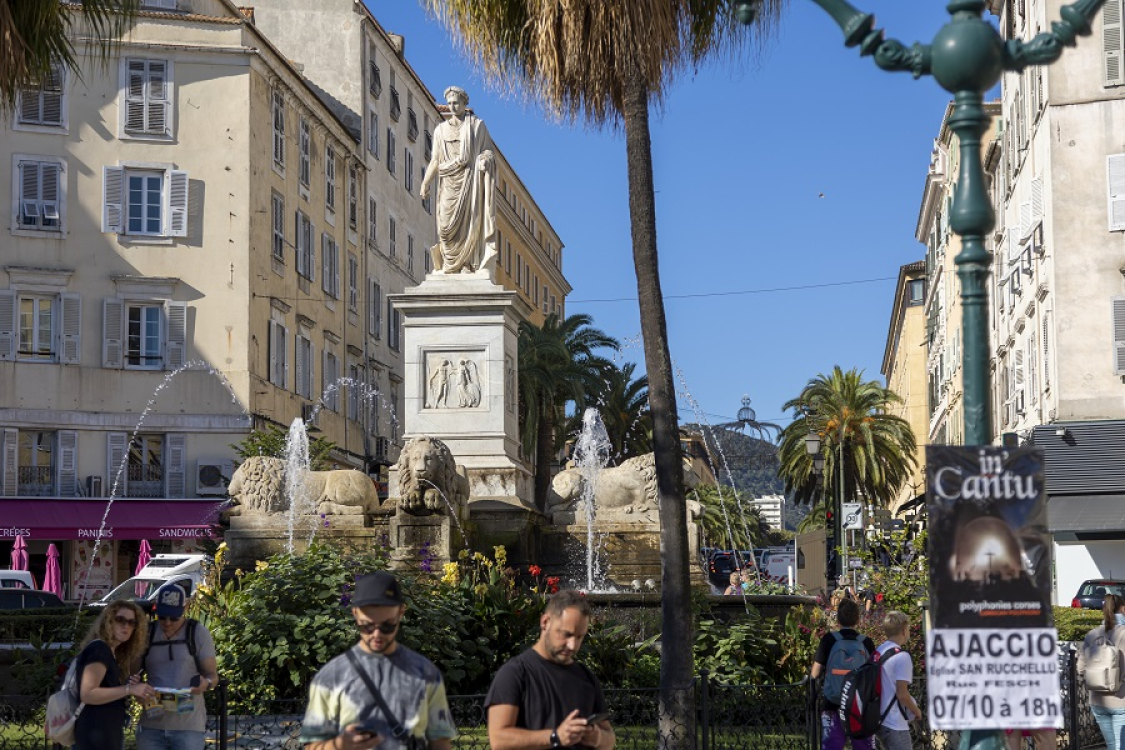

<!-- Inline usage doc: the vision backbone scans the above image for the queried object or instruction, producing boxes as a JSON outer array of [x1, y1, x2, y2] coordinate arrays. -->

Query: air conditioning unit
[[374, 437, 390, 462], [86, 476, 103, 498], [301, 403, 317, 425], [196, 460, 233, 496]]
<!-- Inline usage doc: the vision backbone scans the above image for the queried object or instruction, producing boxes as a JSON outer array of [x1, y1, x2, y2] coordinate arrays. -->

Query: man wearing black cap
[[300, 571, 457, 750]]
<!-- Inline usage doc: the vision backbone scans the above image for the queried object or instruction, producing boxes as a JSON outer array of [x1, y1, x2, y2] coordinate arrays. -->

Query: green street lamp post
[[737, 1, 1106, 747]]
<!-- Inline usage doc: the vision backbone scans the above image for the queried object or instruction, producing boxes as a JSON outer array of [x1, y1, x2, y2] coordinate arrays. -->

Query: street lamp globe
[[805, 431, 821, 456]]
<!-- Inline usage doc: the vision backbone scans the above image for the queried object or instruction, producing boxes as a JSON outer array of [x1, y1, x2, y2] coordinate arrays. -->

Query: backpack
[[44, 642, 98, 745], [838, 646, 904, 740], [143, 618, 203, 674], [822, 631, 870, 705], [1085, 626, 1123, 693]]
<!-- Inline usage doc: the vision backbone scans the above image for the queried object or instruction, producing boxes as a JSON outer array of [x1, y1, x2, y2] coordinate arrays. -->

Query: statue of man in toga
[[420, 86, 498, 278]]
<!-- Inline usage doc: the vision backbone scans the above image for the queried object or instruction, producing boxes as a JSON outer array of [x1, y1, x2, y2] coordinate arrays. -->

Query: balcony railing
[[17, 466, 54, 497], [125, 464, 163, 498]]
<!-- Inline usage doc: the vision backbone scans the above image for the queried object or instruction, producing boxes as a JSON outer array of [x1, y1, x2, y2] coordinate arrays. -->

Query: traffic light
[[825, 507, 834, 526]]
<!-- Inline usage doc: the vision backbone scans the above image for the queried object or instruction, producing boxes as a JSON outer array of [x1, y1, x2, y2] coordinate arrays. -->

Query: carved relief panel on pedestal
[[424, 350, 485, 409]]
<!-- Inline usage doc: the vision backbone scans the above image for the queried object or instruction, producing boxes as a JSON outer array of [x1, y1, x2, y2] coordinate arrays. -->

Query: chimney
[[388, 33, 405, 57]]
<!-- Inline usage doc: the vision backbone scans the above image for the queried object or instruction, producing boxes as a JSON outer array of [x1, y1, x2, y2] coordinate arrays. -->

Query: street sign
[[848, 558, 863, 569], [841, 503, 863, 530]]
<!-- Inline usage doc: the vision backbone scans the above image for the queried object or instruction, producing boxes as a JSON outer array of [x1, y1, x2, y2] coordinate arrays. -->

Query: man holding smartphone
[[299, 571, 457, 750], [485, 590, 616, 749]]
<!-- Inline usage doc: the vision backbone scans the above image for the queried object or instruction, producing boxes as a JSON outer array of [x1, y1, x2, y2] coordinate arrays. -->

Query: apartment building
[[880, 260, 928, 516], [986, 0, 1125, 603], [0, 0, 366, 598]]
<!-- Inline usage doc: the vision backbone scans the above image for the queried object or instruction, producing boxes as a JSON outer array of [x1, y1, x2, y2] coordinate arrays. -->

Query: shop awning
[[0, 498, 225, 540], [1048, 494, 1125, 534]]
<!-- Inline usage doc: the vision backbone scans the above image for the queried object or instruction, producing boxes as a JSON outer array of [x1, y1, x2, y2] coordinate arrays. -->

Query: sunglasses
[[157, 615, 182, 622], [113, 615, 137, 627], [356, 620, 400, 635]]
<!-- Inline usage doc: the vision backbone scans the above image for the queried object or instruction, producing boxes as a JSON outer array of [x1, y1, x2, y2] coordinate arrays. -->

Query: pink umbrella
[[43, 544, 63, 598], [10, 536, 28, 571], [135, 540, 153, 575]]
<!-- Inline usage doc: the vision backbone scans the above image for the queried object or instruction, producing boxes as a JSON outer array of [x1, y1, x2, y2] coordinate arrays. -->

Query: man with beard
[[299, 572, 457, 750], [485, 590, 616, 750]]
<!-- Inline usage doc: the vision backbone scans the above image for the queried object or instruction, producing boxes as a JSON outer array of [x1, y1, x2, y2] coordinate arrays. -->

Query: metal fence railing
[[0, 646, 1106, 750]]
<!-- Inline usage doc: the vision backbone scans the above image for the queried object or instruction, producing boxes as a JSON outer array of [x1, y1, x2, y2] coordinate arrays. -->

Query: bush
[[0, 607, 92, 643], [1054, 606, 1103, 641]]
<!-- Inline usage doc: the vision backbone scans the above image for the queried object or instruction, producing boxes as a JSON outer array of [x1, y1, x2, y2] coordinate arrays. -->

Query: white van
[[0, 570, 35, 589], [760, 549, 796, 587], [92, 554, 208, 611]]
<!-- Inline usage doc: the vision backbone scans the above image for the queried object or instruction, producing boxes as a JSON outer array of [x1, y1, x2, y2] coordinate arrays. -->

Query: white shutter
[[167, 170, 188, 236], [1108, 154, 1125, 231], [125, 60, 147, 132], [19, 84, 41, 124], [59, 293, 81, 364], [146, 61, 168, 135], [282, 324, 290, 388], [165, 434, 185, 498], [102, 166, 124, 233], [1, 429, 17, 496], [333, 241, 340, 298], [1019, 201, 1033, 239], [42, 65, 63, 125], [165, 301, 186, 369], [296, 335, 307, 397], [20, 161, 40, 225], [106, 432, 128, 496], [322, 234, 331, 294], [0, 291, 16, 361], [40, 163, 60, 226], [1043, 313, 1052, 389], [102, 298, 124, 368], [1114, 297, 1125, 375], [57, 430, 77, 497], [1105, 0, 1124, 86], [1014, 347, 1026, 413], [1028, 331, 1038, 404], [1030, 177, 1044, 224], [323, 349, 330, 406], [269, 322, 279, 385]]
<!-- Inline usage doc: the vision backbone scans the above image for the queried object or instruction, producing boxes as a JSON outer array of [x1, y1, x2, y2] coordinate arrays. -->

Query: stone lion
[[226, 456, 380, 517], [547, 453, 702, 524], [393, 436, 470, 516]]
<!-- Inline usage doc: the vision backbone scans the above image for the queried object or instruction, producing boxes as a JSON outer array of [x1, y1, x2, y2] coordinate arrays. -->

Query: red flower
[[529, 565, 542, 577], [875, 593, 884, 603], [546, 576, 561, 594]]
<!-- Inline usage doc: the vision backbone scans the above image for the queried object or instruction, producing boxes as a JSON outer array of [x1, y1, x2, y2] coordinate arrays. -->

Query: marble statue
[[428, 358, 453, 408], [419, 86, 497, 278], [225, 456, 380, 516], [547, 453, 703, 524], [394, 436, 470, 516], [456, 358, 481, 408]]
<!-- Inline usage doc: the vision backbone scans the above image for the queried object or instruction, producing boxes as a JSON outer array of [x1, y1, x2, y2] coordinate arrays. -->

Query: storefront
[[0, 498, 223, 600]]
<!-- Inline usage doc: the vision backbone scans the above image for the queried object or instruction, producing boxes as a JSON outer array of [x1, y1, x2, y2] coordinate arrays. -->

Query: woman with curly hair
[[74, 600, 157, 750]]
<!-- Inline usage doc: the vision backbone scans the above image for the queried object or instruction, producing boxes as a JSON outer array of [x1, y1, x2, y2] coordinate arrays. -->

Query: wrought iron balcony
[[18, 466, 54, 496]]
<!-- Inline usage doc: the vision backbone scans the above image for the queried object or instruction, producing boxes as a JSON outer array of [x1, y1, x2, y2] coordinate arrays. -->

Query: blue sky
[[368, 1, 965, 433]]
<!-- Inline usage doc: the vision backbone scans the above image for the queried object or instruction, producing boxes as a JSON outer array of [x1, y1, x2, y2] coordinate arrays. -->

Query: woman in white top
[[1079, 593, 1125, 750]]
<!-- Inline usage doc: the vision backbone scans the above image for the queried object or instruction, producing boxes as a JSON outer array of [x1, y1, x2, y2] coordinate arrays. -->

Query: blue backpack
[[822, 631, 870, 704]]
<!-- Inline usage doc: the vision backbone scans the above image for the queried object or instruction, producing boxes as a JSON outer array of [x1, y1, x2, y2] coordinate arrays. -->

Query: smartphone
[[354, 720, 384, 738], [586, 712, 611, 724]]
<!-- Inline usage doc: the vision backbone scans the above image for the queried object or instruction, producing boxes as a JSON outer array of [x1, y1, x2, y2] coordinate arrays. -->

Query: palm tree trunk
[[622, 69, 694, 749], [534, 396, 555, 512]]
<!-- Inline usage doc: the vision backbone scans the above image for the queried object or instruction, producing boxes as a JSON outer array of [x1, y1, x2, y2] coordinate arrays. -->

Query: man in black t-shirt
[[810, 598, 876, 750], [485, 590, 616, 750]]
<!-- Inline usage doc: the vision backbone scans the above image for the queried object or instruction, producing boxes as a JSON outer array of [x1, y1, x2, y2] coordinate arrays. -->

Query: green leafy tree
[[778, 366, 918, 510], [519, 313, 618, 510], [692, 484, 770, 551], [421, 3, 784, 735], [1, 0, 139, 112], [231, 425, 336, 472]]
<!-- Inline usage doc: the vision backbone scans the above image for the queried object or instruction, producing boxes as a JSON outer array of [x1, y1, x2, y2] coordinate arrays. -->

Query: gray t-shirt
[[139, 619, 216, 732]]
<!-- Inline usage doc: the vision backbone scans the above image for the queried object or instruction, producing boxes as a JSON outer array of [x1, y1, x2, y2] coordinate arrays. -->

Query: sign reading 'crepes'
[[925, 446, 1059, 731]]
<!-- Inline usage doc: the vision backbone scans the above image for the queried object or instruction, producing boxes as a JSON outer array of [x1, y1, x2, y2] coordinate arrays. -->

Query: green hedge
[[1053, 605, 1103, 641], [0, 607, 94, 642]]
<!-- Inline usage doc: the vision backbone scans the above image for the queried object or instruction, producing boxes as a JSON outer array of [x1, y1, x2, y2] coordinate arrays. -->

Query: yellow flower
[[441, 562, 460, 585], [235, 568, 244, 577], [255, 560, 269, 572], [473, 583, 488, 597], [217, 542, 228, 550], [458, 549, 470, 560], [472, 552, 488, 564], [493, 545, 508, 567]]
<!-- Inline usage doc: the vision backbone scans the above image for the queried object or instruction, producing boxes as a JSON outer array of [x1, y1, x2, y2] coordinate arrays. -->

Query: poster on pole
[[925, 445, 1058, 731]]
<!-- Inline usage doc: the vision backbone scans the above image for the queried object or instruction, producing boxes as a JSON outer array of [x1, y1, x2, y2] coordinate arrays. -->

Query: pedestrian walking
[[723, 572, 741, 595], [137, 585, 219, 750], [74, 600, 157, 750], [811, 597, 876, 750], [873, 611, 922, 750], [299, 571, 457, 750], [1078, 593, 1125, 750], [485, 589, 616, 750]]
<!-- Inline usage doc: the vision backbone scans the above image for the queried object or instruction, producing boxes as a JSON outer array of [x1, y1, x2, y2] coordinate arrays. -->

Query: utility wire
[[570, 275, 896, 304]]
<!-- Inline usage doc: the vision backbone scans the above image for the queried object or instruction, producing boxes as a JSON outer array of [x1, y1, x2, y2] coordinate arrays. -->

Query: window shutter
[[57, 430, 77, 497], [146, 61, 169, 135], [1105, 0, 1124, 86], [42, 65, 63, 125], [0, 291, 16, 361], [1019, 200, 1033, 239], [1042, 313, 1051, 389], [1114, 297, 1125, 375], [102, 166, 125, 233], [165, 301, 186, 369], [20, 161, 40, 225], [125, 60, 147, 132], [40, 163, 60, 225], [1108, 154, 1125, 231], [269, 322, 279, 385], [59, 293, 81, 364], [323, 348, 330, 406], [167, 170, 188, 236], [1030, 177, 1044, 224], [19, 85, 41, 124], [333, 241, 340, 297], [322, 234, 331, 294], [106, 432, 128, 496], [1, 429, 17, 497], [282, 324, 290, 388], [1028, 330, 1038, 404], [102, 298, 124, 368], [165, 434, 185, 498], [295, 335, 306, 397]]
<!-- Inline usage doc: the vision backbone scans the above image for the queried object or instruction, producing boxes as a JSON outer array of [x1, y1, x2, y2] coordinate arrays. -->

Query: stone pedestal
[[223, 508, 393, 569], [390, 274, 534, 509], [388, 510, 467, 572]]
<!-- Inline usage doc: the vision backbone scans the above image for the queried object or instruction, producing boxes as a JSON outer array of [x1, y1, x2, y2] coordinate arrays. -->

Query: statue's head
[[444, 85, 469, 115]]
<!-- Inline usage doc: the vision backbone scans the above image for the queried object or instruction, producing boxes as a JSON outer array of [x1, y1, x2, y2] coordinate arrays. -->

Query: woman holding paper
[[1079, 594, 1125, 750]]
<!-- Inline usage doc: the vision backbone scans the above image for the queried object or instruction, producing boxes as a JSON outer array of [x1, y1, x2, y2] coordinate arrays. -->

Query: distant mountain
[[684, 424, 784, 497]]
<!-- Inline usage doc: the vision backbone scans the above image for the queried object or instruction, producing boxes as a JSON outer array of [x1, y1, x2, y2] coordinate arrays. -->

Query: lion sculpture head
[[396, 436, 468, 516], [226, 456, 286, 515]]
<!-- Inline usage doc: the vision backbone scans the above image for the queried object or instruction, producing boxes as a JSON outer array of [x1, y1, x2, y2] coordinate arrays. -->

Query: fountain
[[572, 408, 612, 590]]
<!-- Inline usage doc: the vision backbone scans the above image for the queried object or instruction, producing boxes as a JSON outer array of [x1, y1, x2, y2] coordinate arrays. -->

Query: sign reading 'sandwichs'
[[925, 446, 1060, 731]]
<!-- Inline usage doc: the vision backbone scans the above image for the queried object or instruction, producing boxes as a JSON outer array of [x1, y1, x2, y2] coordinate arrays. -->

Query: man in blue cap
[[300, 570, 457, 750], [138, 583, 219, 750]]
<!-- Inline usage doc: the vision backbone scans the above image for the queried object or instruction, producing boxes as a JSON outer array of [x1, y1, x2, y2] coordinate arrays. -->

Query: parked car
[[91, 553, 207, 613], [0, 571, 35, 589], [0, 588, 67, 610], [1071, 579, 1125, 609]]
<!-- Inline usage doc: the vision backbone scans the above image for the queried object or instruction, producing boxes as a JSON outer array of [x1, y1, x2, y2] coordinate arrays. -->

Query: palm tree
[[422, 4, 784, 736], [574, 361, 652, 461], [1, 0, 139, 111], [693, 483, 770, 551], [519, 313, 618, 511], [778, 366, 918, 513]]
